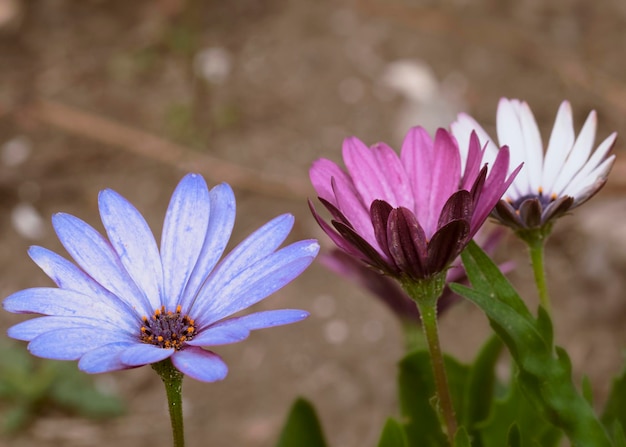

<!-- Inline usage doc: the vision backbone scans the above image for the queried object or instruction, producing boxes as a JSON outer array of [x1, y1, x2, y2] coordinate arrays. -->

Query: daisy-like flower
[[451, 98, 617, 231], [309, 127, 519, 283], [3, 173, 319, 382]]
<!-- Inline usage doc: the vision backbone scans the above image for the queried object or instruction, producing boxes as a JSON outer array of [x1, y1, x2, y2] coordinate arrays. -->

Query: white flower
[[451, 98, 617, 230]]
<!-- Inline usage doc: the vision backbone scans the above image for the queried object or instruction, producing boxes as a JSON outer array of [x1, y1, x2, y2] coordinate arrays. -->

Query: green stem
[[403, 274, 457, 445], [517, 226, 553, 315], [417, 299, 457, 445], [528, 238, 551, 314], [152, 358, 185, 447]]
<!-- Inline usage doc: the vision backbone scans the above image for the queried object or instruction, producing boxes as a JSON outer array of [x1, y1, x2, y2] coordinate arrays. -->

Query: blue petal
[[99, 189, 164, 311], [8, 316, 128, 341], [187, 309, 308, 347], [186, 322, 250, 346], [179, 183, 235, 310], [160, 174, 210, 310], [194, 240, 319, 326], [171, 347, 228, 382], [3, 288, 138, 333], [119, 343, 174, 367], [190, 214, 295, 314], [52, 213, 152, 316], [28, 246, 135, 318], [78, 342, 137, 373], [28, 328, 124, 360]]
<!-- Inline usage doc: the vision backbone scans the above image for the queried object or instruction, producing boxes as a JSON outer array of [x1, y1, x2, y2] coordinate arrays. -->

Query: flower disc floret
[[140, 305, 196, 350], [3, 173, 319, 382]]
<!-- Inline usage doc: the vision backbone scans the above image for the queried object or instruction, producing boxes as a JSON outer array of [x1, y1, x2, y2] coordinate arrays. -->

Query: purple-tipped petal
[[171, 347, 228, 382]]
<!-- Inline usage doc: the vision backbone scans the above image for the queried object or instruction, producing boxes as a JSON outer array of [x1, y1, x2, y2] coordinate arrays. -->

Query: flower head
[[309, 127, 519, 282], [4, 174, 319, 382], [452, 98, 617, 231]]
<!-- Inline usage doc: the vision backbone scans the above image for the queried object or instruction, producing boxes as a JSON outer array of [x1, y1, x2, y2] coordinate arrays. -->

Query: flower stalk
[[517, 226, 553, 314], [153, 358, 186, 447], [403, 273, 457, 445]]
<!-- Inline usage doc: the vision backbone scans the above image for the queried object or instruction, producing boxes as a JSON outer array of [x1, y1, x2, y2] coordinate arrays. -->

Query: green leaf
[[398, 350, 470, 447], [612, 422, 626, 447], [463, 335, 502, 431], [275, 398, 327, 447], [454, 427, 472, 447], [377, 418, 409, 447], [602, 365, 626, 436], [476, 374, 561, 447], [451, 241, 613, 447], [507, 424, 521, 447], [582, 375, 594, 407]]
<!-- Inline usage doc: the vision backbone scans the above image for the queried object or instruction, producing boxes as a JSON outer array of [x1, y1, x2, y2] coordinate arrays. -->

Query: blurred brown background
[[1, 0, 625, 446]]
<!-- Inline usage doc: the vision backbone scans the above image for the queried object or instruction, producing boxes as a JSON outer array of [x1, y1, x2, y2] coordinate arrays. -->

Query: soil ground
[[1, 1, 625, 446]]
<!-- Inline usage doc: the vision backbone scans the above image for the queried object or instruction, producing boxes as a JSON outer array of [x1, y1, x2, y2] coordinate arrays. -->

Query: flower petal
[[541, 101, 575, 194], [309, 158, 355, 206], [180, 183, 236, 310], [401, 127, 434, 218], [495, 99, 526, 196], [160, 173, 211, 310], [188, 323, 250, 346], [343, 136, 404, 208], [119, 344, 174, 367], [99, 189, 163, 311], [3, 288, 137, 333], [8, 316, 124, 341], [194, 214, 296, 314], [550, 110, 597, 195], [79, 342, 137, 373], [188, 309, 308, 347], [171, 347, 228, 382], [425, 129, 461, 236], [194, 240, 319, 326], [28, 328, 124, 360], [28, 246, 134, 317], [52, 213, 151, 316], [451, 114, 498, 170]]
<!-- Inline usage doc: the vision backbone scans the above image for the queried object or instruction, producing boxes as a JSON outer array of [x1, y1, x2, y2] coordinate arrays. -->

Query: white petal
[[550, 110, 597, 196], [542, 101, 575, 194]]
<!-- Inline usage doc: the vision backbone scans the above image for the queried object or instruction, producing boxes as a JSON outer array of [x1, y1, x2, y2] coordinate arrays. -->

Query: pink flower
[[309, 127, 520, 281]]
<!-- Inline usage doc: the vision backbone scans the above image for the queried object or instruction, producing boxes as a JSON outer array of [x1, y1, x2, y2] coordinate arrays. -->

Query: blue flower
[[3, 173, 319, 382]]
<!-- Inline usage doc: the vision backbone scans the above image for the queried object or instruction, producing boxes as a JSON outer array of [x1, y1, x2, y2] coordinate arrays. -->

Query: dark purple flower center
[[508, 189, 557, 210], [140, 305, 196, 350]]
